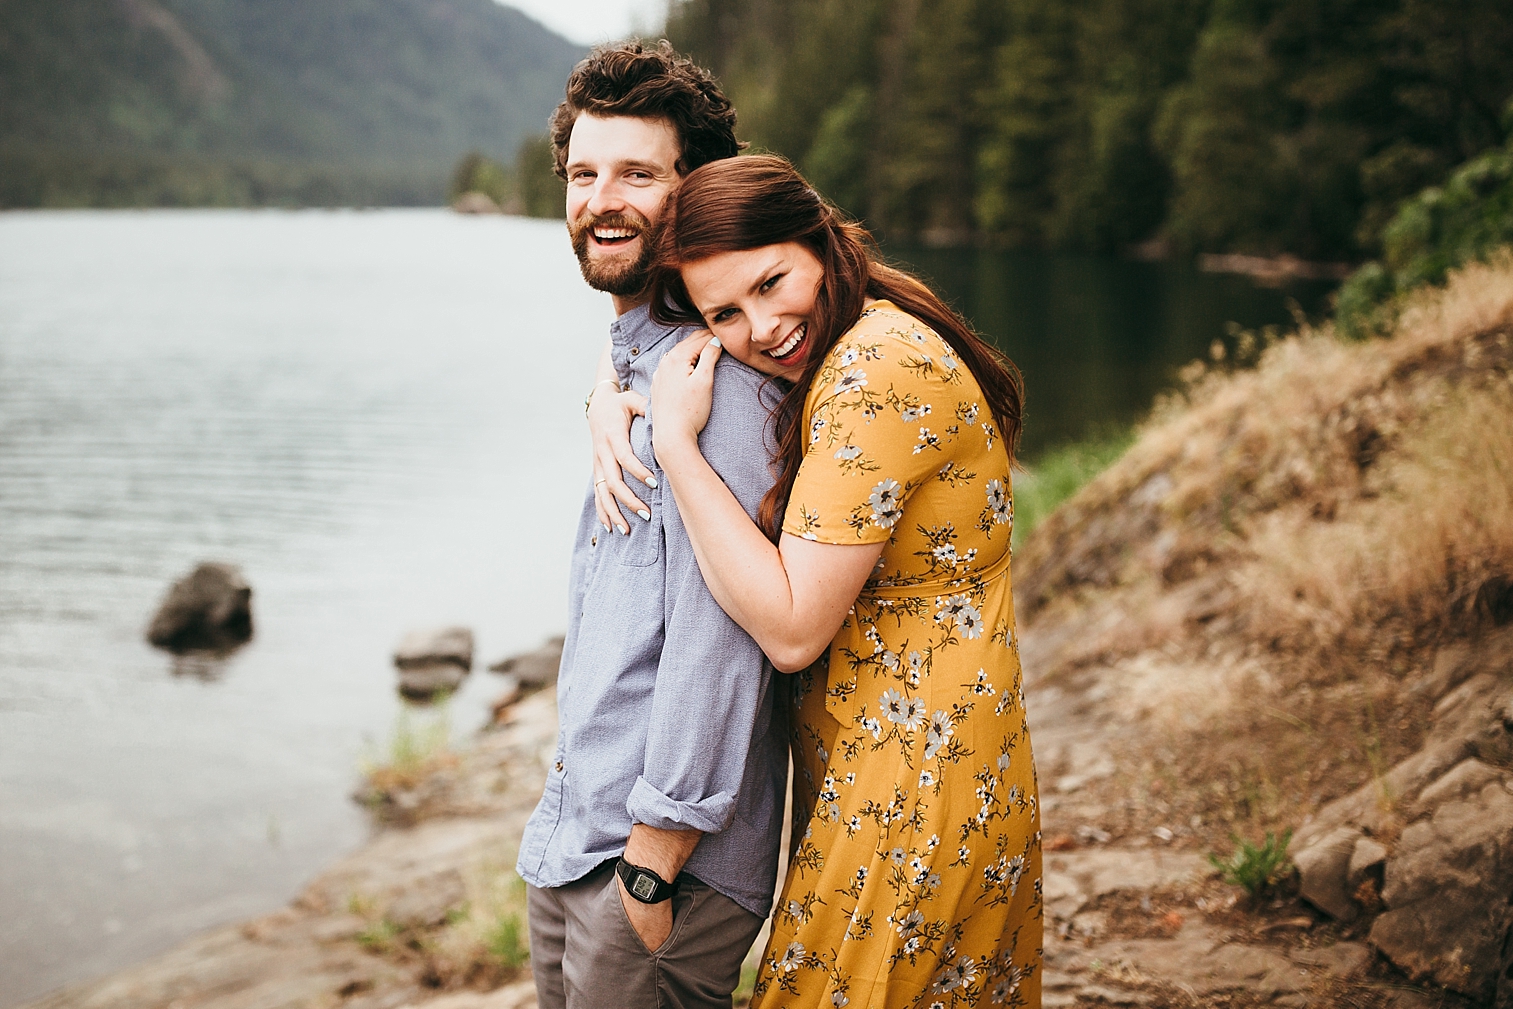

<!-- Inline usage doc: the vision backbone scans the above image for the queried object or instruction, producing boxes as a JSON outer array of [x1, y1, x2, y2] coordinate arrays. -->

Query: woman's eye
[[760, 273, 784, 293], [711, 308, 737, 324]]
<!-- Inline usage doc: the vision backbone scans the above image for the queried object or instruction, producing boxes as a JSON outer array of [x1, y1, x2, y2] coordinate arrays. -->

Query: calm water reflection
[[0, 209, 609, 1006], [892, 248, 1338, 454]]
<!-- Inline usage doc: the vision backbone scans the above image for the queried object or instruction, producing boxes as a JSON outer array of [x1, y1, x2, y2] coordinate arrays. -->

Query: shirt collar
[[610, 302, 680, 352]]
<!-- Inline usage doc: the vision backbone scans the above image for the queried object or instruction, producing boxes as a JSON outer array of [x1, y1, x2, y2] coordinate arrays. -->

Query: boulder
[[1347, 836, 1387, 893], [1294, 825, 1362, 921], [488, 636, 563, 693], [146, 562, 253, 652], [394, 627, 473, 700], [1370, 776, 1513, 1000]]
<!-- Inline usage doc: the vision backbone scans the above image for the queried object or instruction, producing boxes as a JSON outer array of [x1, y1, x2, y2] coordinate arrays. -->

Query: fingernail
[[710, 337, 722, 348], [637, 509, 651, 521], [617, 524, 628, 535], [601, 522, 610, 532], [644, 476, 658, 489]]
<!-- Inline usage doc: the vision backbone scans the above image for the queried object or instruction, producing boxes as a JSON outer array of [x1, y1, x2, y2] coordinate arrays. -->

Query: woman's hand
[[587, 382, 653, 535], [650, 332, 722, 465]]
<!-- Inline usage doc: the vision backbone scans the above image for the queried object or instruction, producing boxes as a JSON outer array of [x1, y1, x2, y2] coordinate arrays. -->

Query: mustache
[[571, 210, 650, 237]]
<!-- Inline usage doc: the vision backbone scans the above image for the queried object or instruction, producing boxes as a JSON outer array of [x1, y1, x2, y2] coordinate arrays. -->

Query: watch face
[[631, 872, 658, 901]]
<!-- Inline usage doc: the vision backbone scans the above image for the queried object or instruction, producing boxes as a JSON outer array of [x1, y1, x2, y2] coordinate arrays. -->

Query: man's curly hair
[[549, 40, 743, 180]]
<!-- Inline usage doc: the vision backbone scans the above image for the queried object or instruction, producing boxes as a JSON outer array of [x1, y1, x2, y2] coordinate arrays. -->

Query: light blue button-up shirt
[[517, 304, 788, 918]]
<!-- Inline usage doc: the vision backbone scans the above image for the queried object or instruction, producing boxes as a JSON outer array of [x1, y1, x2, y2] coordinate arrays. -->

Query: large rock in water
[[488, 635, 563, 692], [394, 626, 473, 700], [146, 562, 253, 652]]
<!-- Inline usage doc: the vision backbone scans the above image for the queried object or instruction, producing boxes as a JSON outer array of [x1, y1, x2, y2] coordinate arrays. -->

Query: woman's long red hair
[[650, 155, 1024, 538]]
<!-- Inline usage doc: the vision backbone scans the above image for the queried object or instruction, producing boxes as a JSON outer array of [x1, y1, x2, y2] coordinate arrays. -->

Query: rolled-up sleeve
[[625, 359, 780, 834]]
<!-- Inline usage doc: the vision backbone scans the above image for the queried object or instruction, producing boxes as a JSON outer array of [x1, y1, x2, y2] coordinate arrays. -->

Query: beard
[[568, 210, 663, 297]]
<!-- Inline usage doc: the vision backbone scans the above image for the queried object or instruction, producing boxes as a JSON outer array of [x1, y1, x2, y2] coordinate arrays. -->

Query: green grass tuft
[[1208, 829, 1293, 895], [1013, 428, 1136, 552]]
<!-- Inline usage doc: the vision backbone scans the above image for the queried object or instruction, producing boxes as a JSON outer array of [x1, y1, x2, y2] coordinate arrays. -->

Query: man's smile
[[590, 224, 642, 249]]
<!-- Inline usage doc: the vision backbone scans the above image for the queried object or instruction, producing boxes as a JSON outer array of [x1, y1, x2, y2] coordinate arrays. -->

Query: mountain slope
[[0, 0, 584, 205]]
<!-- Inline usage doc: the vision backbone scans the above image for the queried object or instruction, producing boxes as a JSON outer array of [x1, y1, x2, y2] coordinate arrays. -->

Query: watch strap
[[616, 857, 677, 904]]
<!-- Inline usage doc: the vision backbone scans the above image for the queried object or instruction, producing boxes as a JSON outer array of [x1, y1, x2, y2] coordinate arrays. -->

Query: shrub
[[1208, 829, 1293, 895]]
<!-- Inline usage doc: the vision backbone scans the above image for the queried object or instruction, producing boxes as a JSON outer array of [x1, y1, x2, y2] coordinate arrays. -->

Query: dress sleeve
[[782, 310, 980, 545]]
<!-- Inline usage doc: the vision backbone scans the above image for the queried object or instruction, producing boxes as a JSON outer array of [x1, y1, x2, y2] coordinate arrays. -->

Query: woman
[[604, 155, 1041, 1008]]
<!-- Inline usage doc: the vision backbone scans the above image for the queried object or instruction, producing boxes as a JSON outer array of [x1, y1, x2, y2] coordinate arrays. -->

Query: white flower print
[[986, 478, 1012, 525], [924, 710, 954, 759], [863, 716, 883, 740], [877, 686, 919, 726], [835, 443, 863, 461], [913, 427, 942, 454], [838, 346, 860, 366], [868, 478, 904, 528], [960, 402, 980, 424], [900, 402, 932, 423], [776, 941, 806, 972], [831, 991, 850, 1007], [889, 846, 907, 866], [919, 768, 936, 788], [835, 369, 868, 394], [941, 353, 959, 371], [809, 415, 827, 445], [936, 594, 984, 638], [893, 909, 924, 936], [881, 649, 900, 670]]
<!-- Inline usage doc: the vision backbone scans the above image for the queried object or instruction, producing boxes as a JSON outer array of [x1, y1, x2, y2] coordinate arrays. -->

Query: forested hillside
[[666, 0, 1513, 259], [0, 0, 582, 207]]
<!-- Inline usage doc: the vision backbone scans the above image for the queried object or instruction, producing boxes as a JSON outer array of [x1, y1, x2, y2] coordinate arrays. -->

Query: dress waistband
[[858, 540, 1014, 600]]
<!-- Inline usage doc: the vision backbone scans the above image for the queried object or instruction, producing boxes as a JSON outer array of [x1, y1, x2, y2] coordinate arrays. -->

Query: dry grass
[[1020, 250, 1513, 661], [1016, 251, 1513, 845]]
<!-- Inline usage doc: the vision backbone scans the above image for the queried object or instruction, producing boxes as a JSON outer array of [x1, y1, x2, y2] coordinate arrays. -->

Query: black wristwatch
[[616, 857, 678, 904]]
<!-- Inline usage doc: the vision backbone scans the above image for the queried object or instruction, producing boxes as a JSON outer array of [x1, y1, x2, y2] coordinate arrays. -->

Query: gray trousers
[[527, 862, 764, 1009]]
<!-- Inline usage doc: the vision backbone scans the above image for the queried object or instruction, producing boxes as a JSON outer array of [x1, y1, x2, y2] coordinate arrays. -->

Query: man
[[515, 42, 786, 1009]]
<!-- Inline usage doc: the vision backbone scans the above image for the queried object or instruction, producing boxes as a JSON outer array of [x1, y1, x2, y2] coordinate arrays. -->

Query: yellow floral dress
[[753, 302, 1042, 1009]]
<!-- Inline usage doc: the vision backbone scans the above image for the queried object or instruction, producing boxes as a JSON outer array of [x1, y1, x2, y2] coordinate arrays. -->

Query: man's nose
[[585, 178, 627, 217]]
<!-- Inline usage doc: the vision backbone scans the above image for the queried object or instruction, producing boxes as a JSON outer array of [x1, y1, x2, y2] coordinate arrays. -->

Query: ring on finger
[[594, 478, 607, 487]]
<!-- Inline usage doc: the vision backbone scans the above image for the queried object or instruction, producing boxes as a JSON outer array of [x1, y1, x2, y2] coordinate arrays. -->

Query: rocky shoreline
[[23, 625, 1507, 1008]]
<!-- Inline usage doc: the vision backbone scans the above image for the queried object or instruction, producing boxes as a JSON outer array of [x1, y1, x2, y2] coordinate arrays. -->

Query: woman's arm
[[651, 335, 884, 672], [586, 339, 656, 535]]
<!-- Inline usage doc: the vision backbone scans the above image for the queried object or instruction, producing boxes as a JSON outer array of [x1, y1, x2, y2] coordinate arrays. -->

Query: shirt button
[[630, 346, 640, 356], [591, 534, 598, 547], [555, 760, 564, 773]]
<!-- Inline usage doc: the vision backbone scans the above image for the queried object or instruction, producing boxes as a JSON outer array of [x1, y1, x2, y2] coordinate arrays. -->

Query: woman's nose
[[754, 311, 781, 344]]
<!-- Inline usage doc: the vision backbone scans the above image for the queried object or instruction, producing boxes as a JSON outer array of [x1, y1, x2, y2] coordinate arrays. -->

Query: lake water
[[0, 209, 1334, 1006]]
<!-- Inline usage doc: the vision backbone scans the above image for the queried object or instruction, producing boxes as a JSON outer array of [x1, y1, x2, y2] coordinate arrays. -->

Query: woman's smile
[[766, 322, 807, 364]]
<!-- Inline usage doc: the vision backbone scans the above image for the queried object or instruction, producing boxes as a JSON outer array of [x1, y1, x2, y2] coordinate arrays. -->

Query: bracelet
[[584, 378, 621, 415]]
